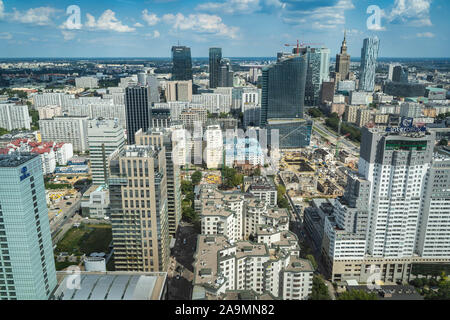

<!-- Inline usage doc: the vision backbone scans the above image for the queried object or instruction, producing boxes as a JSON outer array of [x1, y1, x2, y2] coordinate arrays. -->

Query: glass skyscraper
[[171, 46, 193, 81], [209, 48, 222, 89], [125, 86, 152, 145], [304, 47, 331, 106], [260, 53, 308, 126], [0, 153, 57, 300], [359, 36, 380, 92]]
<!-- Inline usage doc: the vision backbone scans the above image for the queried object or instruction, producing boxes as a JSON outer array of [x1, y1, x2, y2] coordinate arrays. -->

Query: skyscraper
[[260, 52, 308, 126], [304, 47, 331, 106], [358, 36, 380, 92], [392, 65, 409, 83], [209, 48, 222, 89], [135, 129, 182, 238], [125, 86, 152, 145], [0, 153, 57, 300], [87, 118, 125, 186], [218, 58, 234, 88], [171, 46, 193, 81], [109, 145, 170, 272], [336, 30, 351, 80]]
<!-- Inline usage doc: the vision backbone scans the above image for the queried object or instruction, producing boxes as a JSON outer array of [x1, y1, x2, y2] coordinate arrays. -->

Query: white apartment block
[[192, 93, 232, 114], [37, 105, 62, 120], [32, 92, 75, 108], [350, 91, 373, 105], [0, 103, 31, 131], [205, 125, 223, 169], [75, 76, 99, 89], [244, 176, 277, 207], [39, 116, 89, 153], [400, 102, 423, 118]]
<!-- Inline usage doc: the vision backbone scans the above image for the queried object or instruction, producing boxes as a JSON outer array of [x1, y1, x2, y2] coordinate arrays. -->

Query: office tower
[[392, 65, 409, 83], [242, 87, 260, 128], [165, 80, 193, 102], [146, 75, 161, 104], [125, 86, 152, 145], [388, 63, 399, 81], [87, 119, 125, 186], [135, 129, 182, 238], [304, 47, 331, 106], [0, 103, 31, 131], [358, 36, 380, 92], [218, 59, 234, 88], [209, 48, 222, 89], [138, 73, 147, 86], [109, 145, 170, 272], [0, 154, 57, 300], [320, 81, 335, 104], [260, 52, 308, 126], [171, 46, 193, 81], [336, 31, 351, 80], [39, 116, 89, 153]]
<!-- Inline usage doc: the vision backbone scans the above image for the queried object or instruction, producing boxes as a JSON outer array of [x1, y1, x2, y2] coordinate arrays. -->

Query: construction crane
[[335, 133, 351, 158], [284, 40, 324, 53]]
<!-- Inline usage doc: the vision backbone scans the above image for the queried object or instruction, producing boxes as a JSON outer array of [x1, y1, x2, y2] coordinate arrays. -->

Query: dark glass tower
[[125, 86, 151, 145], [209, 48, 222, 89], [260, 53, 308, 126], [171, 46, 193, 81]]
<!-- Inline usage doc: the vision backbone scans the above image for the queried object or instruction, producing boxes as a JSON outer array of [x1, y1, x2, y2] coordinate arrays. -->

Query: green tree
[[439, 139, 448, 146], [181, 180, 194, 195], [191, 171, 202, 185], [337, 290, 378, 300], [306, 254, 318, 270], [307, 107, 323, 118], [309, 275, 331, 300]]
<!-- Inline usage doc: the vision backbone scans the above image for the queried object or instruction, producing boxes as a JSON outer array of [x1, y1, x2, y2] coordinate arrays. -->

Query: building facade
[[358, 37, 380, 92]]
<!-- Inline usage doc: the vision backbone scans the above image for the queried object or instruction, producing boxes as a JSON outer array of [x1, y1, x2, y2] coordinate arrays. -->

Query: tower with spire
[[336, 30, 351, 80]]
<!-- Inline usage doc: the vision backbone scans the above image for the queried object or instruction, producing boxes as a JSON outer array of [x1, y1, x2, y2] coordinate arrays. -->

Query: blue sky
[[0, 0, 448, 58]]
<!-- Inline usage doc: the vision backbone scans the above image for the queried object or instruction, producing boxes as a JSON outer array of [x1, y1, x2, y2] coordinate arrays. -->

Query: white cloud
[[134, 22, 144, 27], [162, 13, 239, 39], [0, 0, 4, 19], [11, 7, 59, 26], [282, 0, 355, 30], [142, 9, 160, 26], [387, 0, 433, 26], [61, 30, 76, 41], [417, 31, 435, 38], [145, 30, 161, 39], [196, 0, 285, 14], [0, 32, 12, 40], [85, 10, 135, 33]]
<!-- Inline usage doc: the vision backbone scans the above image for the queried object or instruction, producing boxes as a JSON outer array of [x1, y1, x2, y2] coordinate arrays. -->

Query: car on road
[[183, 239, 187, 245], [176, 275, 180, 280], [66, 202, 72, 205]]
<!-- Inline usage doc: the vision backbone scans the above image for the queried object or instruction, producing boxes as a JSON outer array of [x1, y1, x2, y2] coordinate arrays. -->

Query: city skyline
[[0, 0, 448, 58]]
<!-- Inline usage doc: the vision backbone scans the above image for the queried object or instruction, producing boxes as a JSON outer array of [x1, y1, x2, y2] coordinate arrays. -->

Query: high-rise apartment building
[[125, 86, 152, 145], [304, 47, 331, 106], [335, 31, 351, 80], [260, 52, 308, 126], [135, 129, 182, 237], [0, 104, 31, 131], [209, 48, 222, 89], [109, 145, 170, 272], [205, 125, 223, 169], [87, 119, 125, 186], [0, 153, 57, 300], [39, 116, 89, 153], [171, 46, 193, 81], [358, 36, 380, 92]]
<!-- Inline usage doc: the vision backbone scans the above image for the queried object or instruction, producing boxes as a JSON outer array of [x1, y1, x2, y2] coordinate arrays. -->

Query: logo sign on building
[[20, 166, 30, 181], [386, 117, 427, 133]]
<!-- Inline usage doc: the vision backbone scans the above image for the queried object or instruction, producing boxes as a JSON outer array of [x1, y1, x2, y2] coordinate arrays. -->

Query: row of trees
[[325, 113, 362, 142], [410, 273, 450, 300], [307, 107, 324, 118]]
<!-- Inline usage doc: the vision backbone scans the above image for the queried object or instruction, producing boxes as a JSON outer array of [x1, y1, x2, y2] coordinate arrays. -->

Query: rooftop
[[0, 153, 38, 168]]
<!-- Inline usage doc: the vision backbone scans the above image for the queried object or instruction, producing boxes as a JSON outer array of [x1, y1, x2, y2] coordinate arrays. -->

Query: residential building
[[356, 109, 373, 127], [39, 116, 89, 153], [87, 118, 125, 186], [109, 145, 170, 272], [80, 185, 110, 219], [358, 37, 380, 92], [205, 125, 223, 169], [0, 103, 30, 131], [75, 76, 99, 89], [244, 176, 277, 207], [37, 105, 62, 120]]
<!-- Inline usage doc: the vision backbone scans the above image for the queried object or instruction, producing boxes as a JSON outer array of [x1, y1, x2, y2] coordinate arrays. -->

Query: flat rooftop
[[0, 153, 38, 168], [53, 271, 167, 300]]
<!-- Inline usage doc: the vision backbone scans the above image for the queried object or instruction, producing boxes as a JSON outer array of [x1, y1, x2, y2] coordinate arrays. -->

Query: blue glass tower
[[0, 153, 57, 300], [171, 46, 193, 81]]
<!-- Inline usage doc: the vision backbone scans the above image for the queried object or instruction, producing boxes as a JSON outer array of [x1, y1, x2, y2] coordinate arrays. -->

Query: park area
[[54, 223, 112, 268]]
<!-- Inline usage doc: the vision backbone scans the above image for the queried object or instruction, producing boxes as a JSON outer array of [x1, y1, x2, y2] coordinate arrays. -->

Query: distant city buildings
[[165, 80, 193, 102], [75, 76, 99, 89]]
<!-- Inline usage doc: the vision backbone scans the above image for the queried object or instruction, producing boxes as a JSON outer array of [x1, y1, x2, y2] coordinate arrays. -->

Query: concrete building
[[400, 102, 423, 118], [0, 153, 57, 299], [37, 105, 62, 120], [192, 93, 232, 114], [81, 185, 110, 219], [109, 145, 170, 272], [356, 109, 373, 127], [87, 118, 125, 186], [32, 93, 75, 108], [244, 176, 277, 208], [135, 129, 182, 238], [75, 76, 99, 89], [39, 116, 89, 153], [205, 125, 223, 169], [179, 108, 207, 130], [0, 103, 31, 131], [350, 91, 373, 105], [165, 80, 193, 102]]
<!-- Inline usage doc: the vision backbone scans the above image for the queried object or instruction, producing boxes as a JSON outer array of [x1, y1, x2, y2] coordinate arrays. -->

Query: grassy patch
[[55, 224, 112, 256]]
